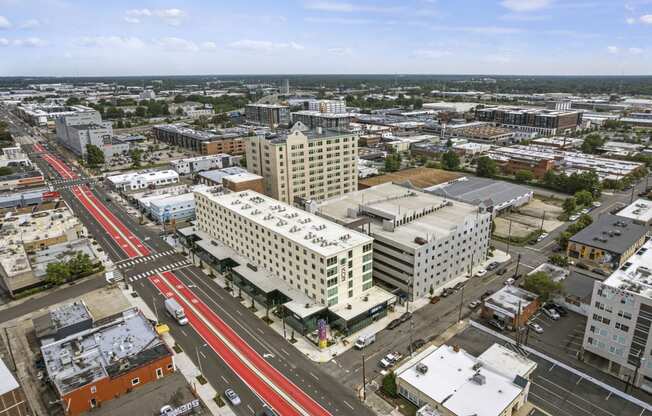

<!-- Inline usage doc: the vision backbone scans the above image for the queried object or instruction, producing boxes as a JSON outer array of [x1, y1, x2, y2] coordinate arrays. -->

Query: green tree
[[130, 148, 143, 167], [0, 166, 14, 176], [86, 144, 105, 168], [574, 190, 593, 207], [441, 150, 460, 170], [68, 252, 94, 277], [382, 372, 397, 398], [135, 106, 147, 117], [581, 134, 605, 154], [515, 170, 533, 183], [562, 197, 577, 215], [548, 254, 570, 268], [522, 272, 563, 302], [65, 97, 82, 106], [476, 157, 498, 178], [45, 262, 71, 285], [384, 152, 402, 172], [557, 231, 572, 250]]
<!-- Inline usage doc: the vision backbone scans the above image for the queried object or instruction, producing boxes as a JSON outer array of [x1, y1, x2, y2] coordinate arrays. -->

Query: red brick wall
[[62, 355, 174, 416]]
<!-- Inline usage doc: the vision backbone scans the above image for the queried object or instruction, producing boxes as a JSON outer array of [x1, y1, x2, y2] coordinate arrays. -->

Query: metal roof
[[569, 214, 646, 254]]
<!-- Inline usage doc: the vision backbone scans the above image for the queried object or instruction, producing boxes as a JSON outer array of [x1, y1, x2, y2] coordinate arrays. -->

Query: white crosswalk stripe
[[127, 259, 191, 282]]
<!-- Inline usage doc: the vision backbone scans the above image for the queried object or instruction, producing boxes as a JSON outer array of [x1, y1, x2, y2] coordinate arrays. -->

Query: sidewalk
[[120, 283, 235, 416]]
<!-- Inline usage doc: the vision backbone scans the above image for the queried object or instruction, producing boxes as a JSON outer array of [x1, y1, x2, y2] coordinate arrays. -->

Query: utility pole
[[514, 254, 521, 279], [406, 278, 412, 312], [515, 301, 522, 347], [630, 184, 635, 204], [408, 318, 415, 357], [153, 296, 159, 323], [458, 285, 465, 323], [196, 346, 203, 376], [506, 219, 513, 255], [361, 353, 367, 401], [539, 210, 546, 234]]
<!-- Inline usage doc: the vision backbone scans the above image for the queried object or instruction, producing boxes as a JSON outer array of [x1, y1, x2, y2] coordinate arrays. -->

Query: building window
[[167, 363, 174, 371], [90, 386, 97, 394], [156, 368, 164, 379], [131, 377, 140, 386]]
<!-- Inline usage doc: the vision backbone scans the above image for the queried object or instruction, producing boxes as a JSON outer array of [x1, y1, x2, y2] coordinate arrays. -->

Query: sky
[[0, 0, 651, 76]]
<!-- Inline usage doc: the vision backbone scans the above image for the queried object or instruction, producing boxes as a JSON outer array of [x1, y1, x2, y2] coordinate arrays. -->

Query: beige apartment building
[[246, 128, 358, 204]]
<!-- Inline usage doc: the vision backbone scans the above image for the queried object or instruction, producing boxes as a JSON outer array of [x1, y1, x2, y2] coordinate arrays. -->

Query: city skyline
[[1, 0, 651, 76]]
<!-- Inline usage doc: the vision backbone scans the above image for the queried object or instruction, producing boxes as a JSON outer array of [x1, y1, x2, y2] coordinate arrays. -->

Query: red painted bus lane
[[42, 153, 77, 179], [77, 186, 150, 256], [148, 274, 301, 416], [161, 271, 331, 416], [71, 185, 140, 258]]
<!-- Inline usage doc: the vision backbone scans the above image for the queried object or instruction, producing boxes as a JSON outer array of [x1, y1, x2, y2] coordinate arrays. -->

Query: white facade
[[54, 110, 113, 156], [317, 183, 492, 299], [308, 99, 346, 114], [583, 238, 652, 392], [106, 169, 179, 191], [170, 154, 240, 175], [246, 129, 358, 204], [194, 190, 374, 306]]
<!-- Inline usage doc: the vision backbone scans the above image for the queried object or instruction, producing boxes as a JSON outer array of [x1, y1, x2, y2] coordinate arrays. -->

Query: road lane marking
[[343, 401, 354, 410], [221, 375, 229, 383], [310, 372, 319, 380]]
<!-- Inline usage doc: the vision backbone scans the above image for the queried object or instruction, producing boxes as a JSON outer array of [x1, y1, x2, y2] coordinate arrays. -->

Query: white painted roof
[[616, 198, 652, 223], [0, 357, 19, 395]]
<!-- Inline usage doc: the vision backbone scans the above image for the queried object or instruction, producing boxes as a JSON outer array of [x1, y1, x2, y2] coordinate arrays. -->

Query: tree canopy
[[86, 144, 105, 168], [476, 157, 498, 178], [522, 272, 563, 302], [441, 150, 460, 171]]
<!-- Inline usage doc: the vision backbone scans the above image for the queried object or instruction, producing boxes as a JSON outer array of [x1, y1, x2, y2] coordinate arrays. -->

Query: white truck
[[164, 298, 189, 325], [354, 333, 376, 349]]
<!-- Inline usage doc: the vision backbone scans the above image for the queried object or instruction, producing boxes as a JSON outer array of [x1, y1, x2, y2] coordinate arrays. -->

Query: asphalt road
[[4, 111, 374, 415]]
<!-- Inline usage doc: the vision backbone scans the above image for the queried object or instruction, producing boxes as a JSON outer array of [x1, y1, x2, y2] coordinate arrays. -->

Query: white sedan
[[475, 269, 487, 277], [528, 322, 544, 334]]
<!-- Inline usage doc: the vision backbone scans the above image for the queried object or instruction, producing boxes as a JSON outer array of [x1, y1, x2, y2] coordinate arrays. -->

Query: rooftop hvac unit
[[471, 373, 486, 385], [416, 363, 428, 375]]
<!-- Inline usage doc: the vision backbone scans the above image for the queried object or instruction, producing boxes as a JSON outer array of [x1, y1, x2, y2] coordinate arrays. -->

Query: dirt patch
[[359, 167, 462, 189], [495, 199, 565, 239], [494, 216, 536, 239]]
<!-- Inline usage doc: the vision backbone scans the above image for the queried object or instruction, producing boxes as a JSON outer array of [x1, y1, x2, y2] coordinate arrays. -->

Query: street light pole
[[506, 219, 513, 255], [196, 345, 204, 376], [458, 285, 465, 323], [361, 353, 367, 401]]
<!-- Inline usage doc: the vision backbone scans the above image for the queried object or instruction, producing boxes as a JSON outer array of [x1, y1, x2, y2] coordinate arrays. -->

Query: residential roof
[[395, 344, 525, 416], [616, 199, 652, 224], [484, 285, 538, 319], [569, 214, 647, 254], [426, 176, 532, 209], [34, 300, 93, 340], [601, 238, 652, 299]]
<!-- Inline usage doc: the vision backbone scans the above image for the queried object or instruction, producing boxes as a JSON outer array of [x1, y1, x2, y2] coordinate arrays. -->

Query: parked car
[[536, 232, 549, 242], [592, 268, 609, 276], [497, 268, 507, 275], [542, 306, 560, 320], [487, 262, 499, 271], [225, 389, 241, 406], [528, 322, 544, 334], [504, 278, 515, 285], [548, 302, 568, 316], [569, 214, 580, 221], [576, 262, 590, 270], [481, 290, 494, 300], [410, 339, 426, 351], [592, 201, 602, 207], [489, 319, 506, 331], [441, 288, 454, 297], [379, 352, 398, 369], [476, 269, 487, 277], [387, 319, 402, 330], [453, 282, 466, 291], [399, 312, 412, 323], [468, 300, 481, 309], [261, 405, 279, 416], [430, 296, 441, 304], [580, 208, 590, 214]]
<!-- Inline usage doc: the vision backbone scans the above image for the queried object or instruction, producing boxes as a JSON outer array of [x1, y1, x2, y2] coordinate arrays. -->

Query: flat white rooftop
[[484, 285, 538, 319], [396, 344, 524, 416], [196, 190, 372, 257], [317, 183, 481, 249], [616, 198, 652, 224], [107, 169, 178, 184], [602, 238, 652, 299], [0, 357, 19, 395]]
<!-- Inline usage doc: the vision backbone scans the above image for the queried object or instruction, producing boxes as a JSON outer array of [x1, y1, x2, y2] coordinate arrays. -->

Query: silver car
[[225, 388, 241, 406]]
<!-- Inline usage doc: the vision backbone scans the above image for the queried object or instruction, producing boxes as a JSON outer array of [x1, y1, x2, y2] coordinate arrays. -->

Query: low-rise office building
[[55, 110, 113, 157], [615, 199, 652, 227], [291, 111, 353, 129], [395, 343, 535, 416], [196, 167, 265, 193], [41, 307, 174, 416], [307, 99, 346, 114], [567, 214, 647, 273], [316, 183, 492, 299], [106, 170, 179, 192], [15, 103, 96, 126], [481, 285, 540, 328], [476, 106, 583, 136], [152, 124, 253, 155], [170, 154, 240, 175], [0, 145, 31, 168], [582, 238, 652, 392]]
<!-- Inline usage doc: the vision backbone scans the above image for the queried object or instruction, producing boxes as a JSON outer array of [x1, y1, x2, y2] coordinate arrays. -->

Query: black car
[[497, 268, 507, 275], [387, 319, 402, 330], [488, 319, 505, 332], [548, 303, 568, 316], [480, 290, 494, 300], [487, 262, 499, 271], [399, 312, 413, 323], [410, 339, 426, 351]]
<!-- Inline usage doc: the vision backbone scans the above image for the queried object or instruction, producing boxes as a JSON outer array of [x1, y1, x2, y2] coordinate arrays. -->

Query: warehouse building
[[426, 176, 533, 216], [316, 183, 492, 300]]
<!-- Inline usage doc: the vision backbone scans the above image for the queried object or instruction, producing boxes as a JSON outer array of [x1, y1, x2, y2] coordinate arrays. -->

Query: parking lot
[[449, 326, 652, 416]]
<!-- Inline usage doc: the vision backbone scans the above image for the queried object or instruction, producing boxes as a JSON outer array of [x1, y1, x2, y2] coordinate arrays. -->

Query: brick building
[[41, 308, 174, 416]]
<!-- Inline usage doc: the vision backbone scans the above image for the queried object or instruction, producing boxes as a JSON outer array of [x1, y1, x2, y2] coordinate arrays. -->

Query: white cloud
[[328, 47, 353, 56], [304, 1, 402, 13], [0, 37, 8, 46], [229, 39, 304, 53], [501, 0, 551, 12], [155, 37, 199, 52], [484, 53, 512, 63], [629, 47, 644, 54], [201, 41, 217, 50], [641, 14, 652, 24], [412, 49, 451, 59], [19, 19, 40, 29], [13, 37, 47, 47], [78, 36, 146, 49], [607, 45, 619, 54], [124, 8, 186, 26], [304, 16, 373, 24], [0, 15, 11, 29], [626, 17, 636, 24]]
